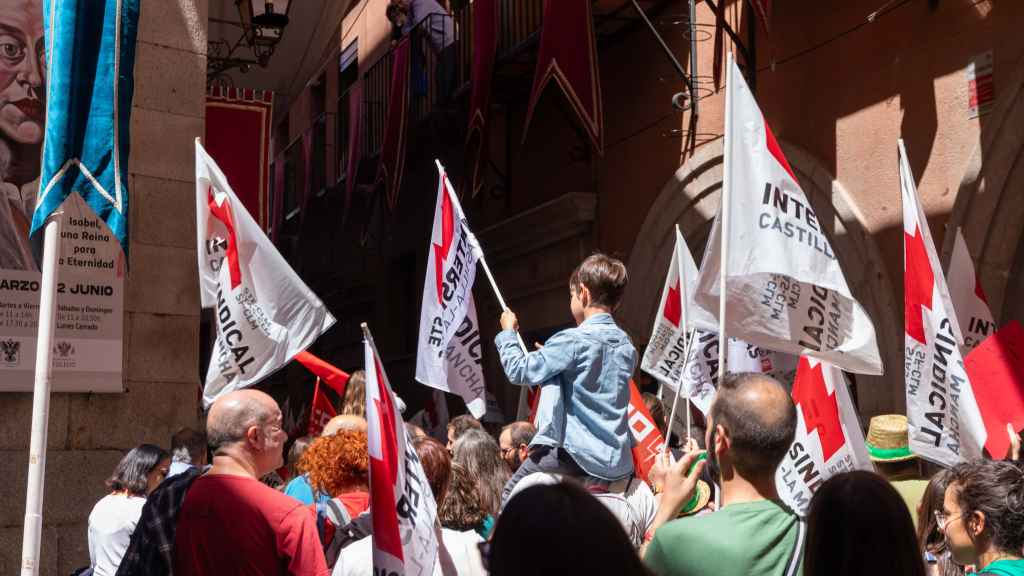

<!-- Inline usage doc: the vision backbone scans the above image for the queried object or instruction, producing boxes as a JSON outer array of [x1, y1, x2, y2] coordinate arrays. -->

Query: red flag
[[308, 377, 338, 437], [343, 83, 362, 227], [527, 387, 542, 424], [295, 350, 351, 396], [965, 320, 1024, 459], [465, 0, 497, 196], [627, 380, 666, 484], [375, 38, 411, 211], [523, 0, 603, 153]]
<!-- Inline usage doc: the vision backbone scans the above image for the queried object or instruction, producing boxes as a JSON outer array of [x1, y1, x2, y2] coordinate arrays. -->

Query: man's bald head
[[207, 389, 279, 452], [323, 414, 368, 436], [710, 372, 796, 479]]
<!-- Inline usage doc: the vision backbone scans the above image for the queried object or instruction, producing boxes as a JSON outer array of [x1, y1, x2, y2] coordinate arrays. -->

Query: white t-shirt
[[333, 528, 485, 576], [88, 493, 146, 576]]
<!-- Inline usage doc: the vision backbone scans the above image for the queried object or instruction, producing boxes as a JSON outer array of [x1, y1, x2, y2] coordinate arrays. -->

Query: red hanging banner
[[343, 83, 363, 226], [205, 87, 274, 230], [375, 38, 411, 211], [522, 0, 604, 153], [465, 0, 498, 196]]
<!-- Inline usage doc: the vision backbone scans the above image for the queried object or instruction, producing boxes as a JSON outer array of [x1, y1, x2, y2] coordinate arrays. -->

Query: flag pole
[[717, 53, 734, 383], [436, 160, 528, 355], [663, 329, 697, 455], [21, 217, 61, 575]]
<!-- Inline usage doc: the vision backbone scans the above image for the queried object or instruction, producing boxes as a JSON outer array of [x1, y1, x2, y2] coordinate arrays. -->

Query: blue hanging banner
[[31, 0, 140, 256]]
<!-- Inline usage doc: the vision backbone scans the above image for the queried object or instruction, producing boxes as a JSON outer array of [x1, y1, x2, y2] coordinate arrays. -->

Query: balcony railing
[[362, 2, 545, 159]]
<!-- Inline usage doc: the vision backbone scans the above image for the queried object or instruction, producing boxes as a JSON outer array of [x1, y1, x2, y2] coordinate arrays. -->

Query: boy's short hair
[[569, 253, 628, 309]]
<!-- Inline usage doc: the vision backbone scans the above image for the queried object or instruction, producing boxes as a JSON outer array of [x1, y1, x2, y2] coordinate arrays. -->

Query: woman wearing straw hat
[[866, 414, 929, 527]]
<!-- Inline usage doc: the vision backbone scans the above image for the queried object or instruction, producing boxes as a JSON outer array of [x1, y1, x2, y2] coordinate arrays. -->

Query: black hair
[[489, 482, 652, 576], [804, 470, 926, 576], [950, 459, 1024, 555], [710, 372, 796, 478], [106, 444, 170, 497], [569, 253, 628, 309]]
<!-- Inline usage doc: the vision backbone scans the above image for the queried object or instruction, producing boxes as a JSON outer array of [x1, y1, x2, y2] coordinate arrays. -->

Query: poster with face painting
[[0, 0, 124, 392]]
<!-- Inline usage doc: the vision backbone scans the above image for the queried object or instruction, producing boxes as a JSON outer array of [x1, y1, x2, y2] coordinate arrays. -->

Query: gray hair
[[170, 427, 208, 465]]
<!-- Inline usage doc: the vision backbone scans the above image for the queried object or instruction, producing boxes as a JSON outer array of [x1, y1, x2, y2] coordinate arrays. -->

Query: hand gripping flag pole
[[434, 160, 531, 417], [434, 161, 528, 353]]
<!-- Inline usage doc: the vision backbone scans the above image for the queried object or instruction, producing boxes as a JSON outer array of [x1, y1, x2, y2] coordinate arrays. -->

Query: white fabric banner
[[776, 358, 872, 515], [900, 140, 985, 467], [671, 329, 798, 418], [366, 327, 439, 576], [947, 228, 997, 352], [415, 163, 485, 417], [642, 226, 700, 387], [693, 58, 882, 376], [195, 142, 335, 406]]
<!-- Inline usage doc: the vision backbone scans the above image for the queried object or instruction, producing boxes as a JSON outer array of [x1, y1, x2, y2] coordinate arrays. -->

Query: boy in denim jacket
[[496, 253, 636, 502]]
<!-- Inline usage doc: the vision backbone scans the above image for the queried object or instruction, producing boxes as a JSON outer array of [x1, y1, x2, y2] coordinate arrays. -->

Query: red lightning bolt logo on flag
[[364, 323, 439, 575], [899, 139, 986, 467], [775, 358, 871, 515], [693, 56, 882, 376], [195, 141, 335, 406], [416, 162, 487, 418]]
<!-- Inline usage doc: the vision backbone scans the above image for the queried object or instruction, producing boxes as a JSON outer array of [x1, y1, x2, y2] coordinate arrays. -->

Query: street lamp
[[237, 0, 291, 58], [208, 0, 292, 85]]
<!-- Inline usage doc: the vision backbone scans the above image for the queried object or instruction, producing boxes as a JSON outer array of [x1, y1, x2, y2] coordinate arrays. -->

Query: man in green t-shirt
[[644, 372, 804, 576]]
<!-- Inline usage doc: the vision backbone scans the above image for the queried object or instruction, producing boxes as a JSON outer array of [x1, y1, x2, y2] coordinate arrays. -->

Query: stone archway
[[619, 138, 902, 418], [943, 51, 1024, 326]]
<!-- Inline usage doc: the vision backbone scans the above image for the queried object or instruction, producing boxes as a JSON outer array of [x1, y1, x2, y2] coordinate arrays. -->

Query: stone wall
[[0, 1, 207, 573]]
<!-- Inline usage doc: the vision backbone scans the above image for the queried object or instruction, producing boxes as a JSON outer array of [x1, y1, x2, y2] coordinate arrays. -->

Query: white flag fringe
[[415, 163, 486, 417], [947, 228, 997, 353], [694, 58, 882, 376], [900, 140, 985, 467], [776, 358, 872, 515], [195, 141, 334, 406], [365, 323, 439, 576]]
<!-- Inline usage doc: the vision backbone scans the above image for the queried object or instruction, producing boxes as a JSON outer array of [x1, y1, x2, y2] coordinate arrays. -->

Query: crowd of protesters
[[77, 253, 1024, 576]]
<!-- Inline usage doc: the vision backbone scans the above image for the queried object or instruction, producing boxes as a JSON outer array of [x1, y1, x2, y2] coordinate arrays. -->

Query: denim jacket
[[495, 313, 636, 481]]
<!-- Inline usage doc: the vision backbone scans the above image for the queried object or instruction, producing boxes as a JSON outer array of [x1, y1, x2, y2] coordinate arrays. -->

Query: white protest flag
[[675, 330, 798, 417], [415, 163, 486, 417], [694, 57, 882, 375], [900, 140, 985, 466], [947, 228, 997, 352], [776, 357, 872, 515], [642, 225, 700, 386], [195, 141, 335, 406], [365, 323, 439, 576]]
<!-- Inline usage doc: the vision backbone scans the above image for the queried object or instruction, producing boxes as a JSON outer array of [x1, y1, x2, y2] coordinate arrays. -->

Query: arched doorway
[[619, 139, 902, 418], [944, 51, 1024, 328]]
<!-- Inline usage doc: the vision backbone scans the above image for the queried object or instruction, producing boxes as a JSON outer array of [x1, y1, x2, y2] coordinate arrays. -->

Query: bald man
[[322, 414, 368, 436], [645, 373, 804, 576], [174, 390, 329, 576]]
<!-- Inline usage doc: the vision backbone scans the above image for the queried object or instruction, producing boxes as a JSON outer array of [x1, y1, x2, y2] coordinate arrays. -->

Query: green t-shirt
[[645, 500, 804, 576], [980, 559, 1024, 575]]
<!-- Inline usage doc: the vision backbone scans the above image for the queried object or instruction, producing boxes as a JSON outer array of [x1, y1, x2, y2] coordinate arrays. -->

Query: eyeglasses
[[934, 510, 962, 531]]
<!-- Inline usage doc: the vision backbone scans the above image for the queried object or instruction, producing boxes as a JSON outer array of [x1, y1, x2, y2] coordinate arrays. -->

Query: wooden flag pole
[[717, 53, 735, 384], [663, 329, 697, 455]]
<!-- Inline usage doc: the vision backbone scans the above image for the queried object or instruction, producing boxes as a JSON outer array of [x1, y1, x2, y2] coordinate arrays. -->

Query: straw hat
[[865, 414, 917, 462], [676, 480, 712, 517]]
